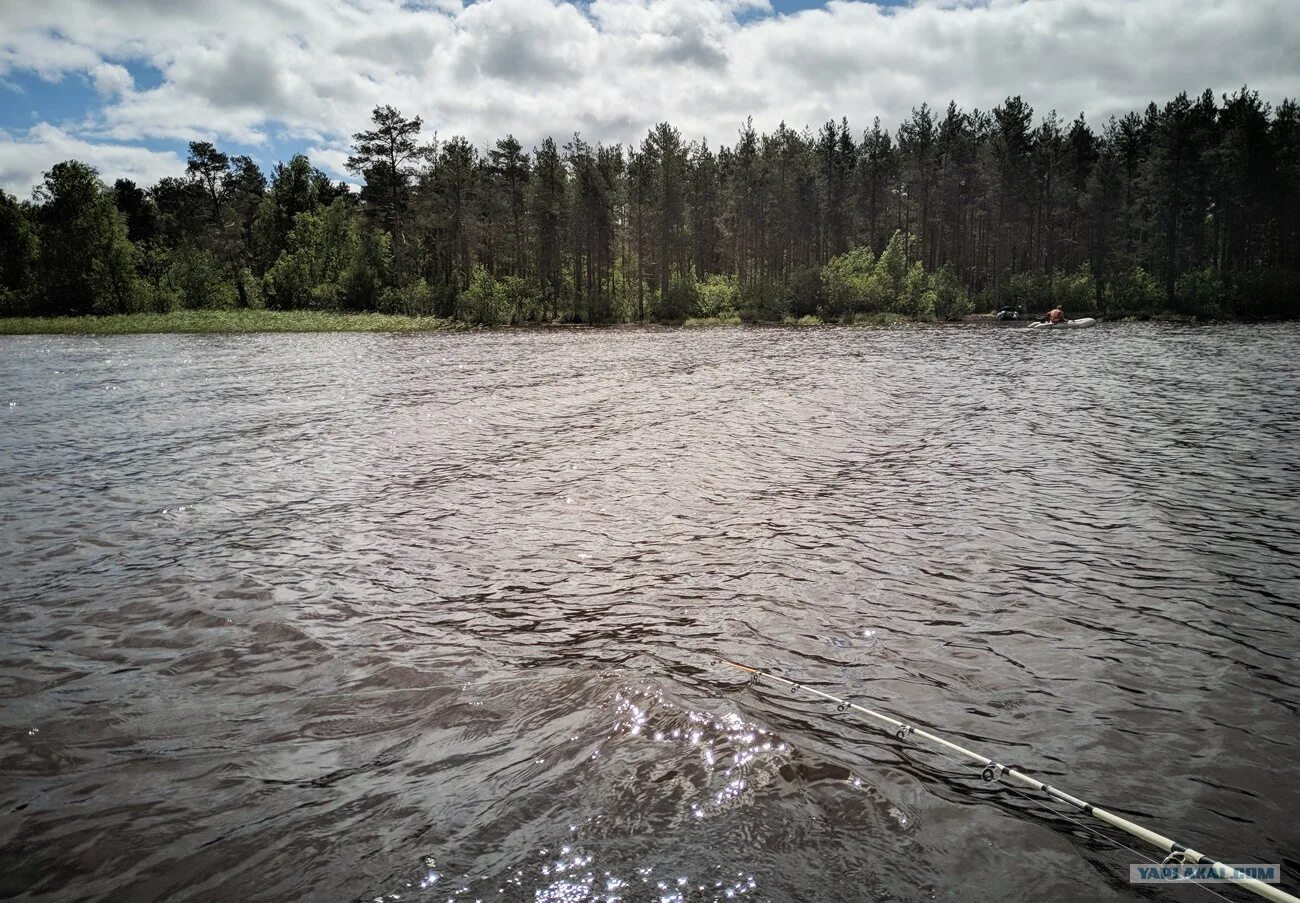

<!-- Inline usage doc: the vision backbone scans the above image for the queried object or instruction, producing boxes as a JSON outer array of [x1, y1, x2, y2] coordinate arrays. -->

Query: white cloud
[[0, 0, 1297, 195], [90, 62, 132, 97], [0, 123, 184, 196]]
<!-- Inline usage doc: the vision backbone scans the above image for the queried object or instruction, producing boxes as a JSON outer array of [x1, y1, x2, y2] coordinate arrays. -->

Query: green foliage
[[818, 231, 920, 319], [134, 243, 177, 312], [235, 269, 263, 309], [1173, 267, 1227, 318], [1229, 268, 1300, 319], [736, 281, 785, 323], [498, 274, 538, 324], [31, 161, 142, 316], [821, 246, 878, 316], [251, 155, 346, 273], [340, 226, 389, 312], [135, 245, 256, 313], [1002, 269, 1048, 313], [186, 141, 230, 215], [263, 199, 388, 311], [113, 179, 159, 244], [460, 266, 508, 325], [1002, 266, 1095, 315], [9, 88, 1300, 326], [1105, 266, 1163, 317], [454, 268, 542, 325], [150, 176, 210, 247], [0, 287, 24, 317], [930, 265, 972, 320], [873, 231, 913, 299], [786, 266, 824, 317], [347, 105, 433, 230], [167, 247, 238, 310], [378, 279, 446, 317], [696, 274, 739, 318], [0, 191, 38, 314], [654, 276, 699, 322], [1054, 265, 1097, 311], [894, 261, 934, 318], [822, 235, 970, 320]]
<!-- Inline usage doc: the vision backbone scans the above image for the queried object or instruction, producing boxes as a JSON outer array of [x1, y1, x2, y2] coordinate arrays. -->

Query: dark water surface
[[1, 324, 1297, 903]]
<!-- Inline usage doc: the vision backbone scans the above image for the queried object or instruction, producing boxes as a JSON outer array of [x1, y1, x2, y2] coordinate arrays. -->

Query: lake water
[[1, 323, 1297, 903]]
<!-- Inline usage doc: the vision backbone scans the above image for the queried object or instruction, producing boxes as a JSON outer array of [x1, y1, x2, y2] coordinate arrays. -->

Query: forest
[[1, 87, 1297, 326]]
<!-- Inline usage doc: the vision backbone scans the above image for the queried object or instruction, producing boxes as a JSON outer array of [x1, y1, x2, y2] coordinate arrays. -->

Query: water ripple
[[0, 323, 1297, 902]]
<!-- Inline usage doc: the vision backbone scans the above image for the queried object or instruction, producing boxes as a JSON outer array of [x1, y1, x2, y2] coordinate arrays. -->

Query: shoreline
[[0, 310, 464, 336], [0, 309, 1254, 337]]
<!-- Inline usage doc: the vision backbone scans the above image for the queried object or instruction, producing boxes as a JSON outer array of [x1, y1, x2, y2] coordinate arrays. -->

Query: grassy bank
[[0, 309, 461, 336]]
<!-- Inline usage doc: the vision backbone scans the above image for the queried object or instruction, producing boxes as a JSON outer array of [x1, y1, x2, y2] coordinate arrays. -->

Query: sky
[[1, 0, 1298, 196]]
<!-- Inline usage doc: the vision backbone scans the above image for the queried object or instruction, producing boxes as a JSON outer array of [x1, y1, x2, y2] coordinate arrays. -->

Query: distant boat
[[1029, 317, 1097, 329]]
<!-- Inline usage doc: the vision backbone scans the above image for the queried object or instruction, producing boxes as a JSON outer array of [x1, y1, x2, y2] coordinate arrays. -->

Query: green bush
[[822, 246, 876, 317], [459, 266, 509, 324], [1174, 267, 1227, 318], [1003, 269, 1048, 313], [0, 288, 25, 316], [786, 266, 824, 317], [338, 261, 383, 312], [985, 266, 1094, 317], [452, 269, 543, 324], [1053, 264, 1097, 312], [1229, 268, 1300, 319], [873, 231, 911, 299], [737, 280, 786, 322], [236, 269, 263, 309], [824, 235, 971, 321], [378, 279, 442, 317], [930, 265, 972, 320], [866, 231, 917, 316], [696, 273, 739, 318], [1106, 266, 1162, 317], [498, 275, 537, 324], [893, 261, 933, 318], [168, 247, 237, 310], [656, 276, 699, 322], [262, 198, 387, 311], [133, 244, 178, 312]]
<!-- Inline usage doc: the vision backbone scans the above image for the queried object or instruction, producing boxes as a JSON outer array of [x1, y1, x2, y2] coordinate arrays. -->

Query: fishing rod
[[722, 659, 1297, 903]]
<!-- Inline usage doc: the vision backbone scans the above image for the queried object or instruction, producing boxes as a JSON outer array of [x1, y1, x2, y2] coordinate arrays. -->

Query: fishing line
[[723, 658, 1298, 903], [1001, 781, 1241, 903], [866, 708, 1241, 903], [908, 727, 1242, 903]]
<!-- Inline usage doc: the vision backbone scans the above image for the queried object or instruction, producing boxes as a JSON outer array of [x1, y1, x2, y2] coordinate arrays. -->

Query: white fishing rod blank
[[723, 659, 1297, 903]]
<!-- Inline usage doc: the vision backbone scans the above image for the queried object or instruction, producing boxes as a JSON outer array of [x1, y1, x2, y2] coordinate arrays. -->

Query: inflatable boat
[[1029, 317, 1097, 329]]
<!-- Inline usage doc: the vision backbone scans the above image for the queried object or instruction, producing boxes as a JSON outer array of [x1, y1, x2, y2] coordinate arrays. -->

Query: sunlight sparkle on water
[[612, 687, 794, 820]]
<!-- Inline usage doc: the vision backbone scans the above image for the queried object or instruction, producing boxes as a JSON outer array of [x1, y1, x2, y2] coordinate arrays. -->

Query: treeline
[[2, 87, 1298, 325]]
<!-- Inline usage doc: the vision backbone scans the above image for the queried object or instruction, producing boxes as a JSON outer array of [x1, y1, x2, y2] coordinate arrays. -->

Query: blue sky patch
[[0, 70, 99, 131]]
